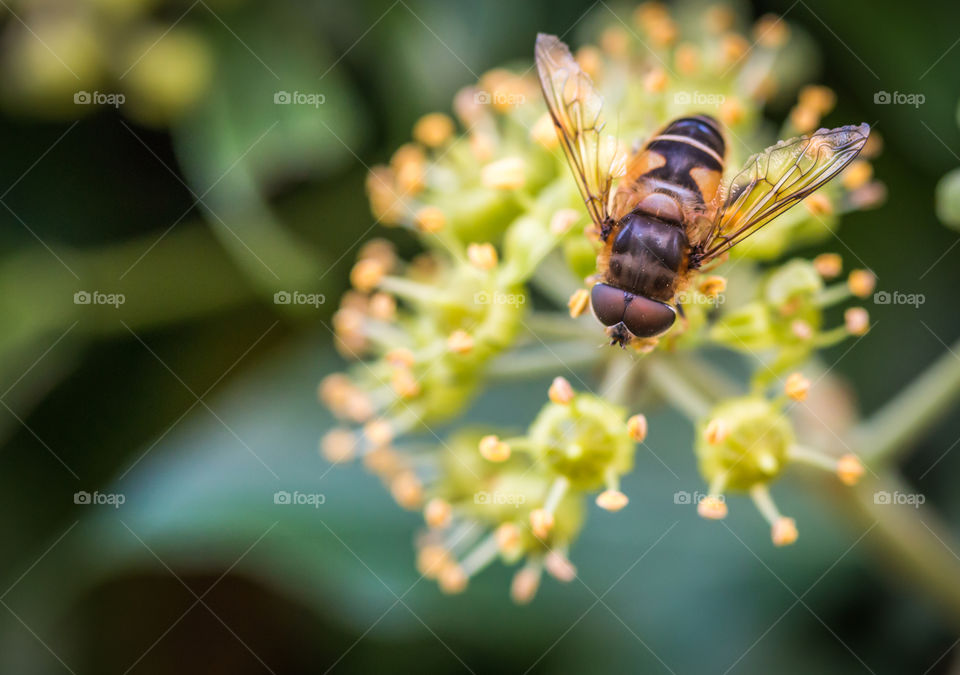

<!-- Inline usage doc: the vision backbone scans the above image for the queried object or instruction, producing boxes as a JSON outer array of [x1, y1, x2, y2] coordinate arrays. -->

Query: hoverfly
[[534, 33, 870, 346]]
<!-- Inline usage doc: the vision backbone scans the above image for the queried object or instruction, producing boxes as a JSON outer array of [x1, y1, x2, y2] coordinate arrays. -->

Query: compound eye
[[622, 296, 676, 338], [590, 283, 629, 327]]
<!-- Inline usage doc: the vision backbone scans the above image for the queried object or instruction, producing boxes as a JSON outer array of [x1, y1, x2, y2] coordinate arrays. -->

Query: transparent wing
[[699, 123, 870, 261], [535, 33, 623, 228]]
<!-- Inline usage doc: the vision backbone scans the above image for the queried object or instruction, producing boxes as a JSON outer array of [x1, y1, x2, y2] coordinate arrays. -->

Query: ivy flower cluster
[[320, 1, 884, 602]]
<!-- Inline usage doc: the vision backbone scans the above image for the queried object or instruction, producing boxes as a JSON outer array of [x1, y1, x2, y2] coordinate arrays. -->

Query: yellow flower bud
[[596, 489, 629, 512], [784, 372, 811, 401], [415, 206, 446, 233], [847, 270, 876, 298], [530, 508, 555, 539], [568, 289, 590, 318], [413, 112, 454, 148], [836, 454, 865, 485], [447, 330, 475, 355], [771, 516, 798, 546], [467, 242, 499, 270], [481, 157, 526, 190], [813, 253, 842, 279], [549, 377, 575, 405], [627, 414, 648, 443], [424, 498, 453, 528], [438, 562, 468, 594], [479, 435, 511, 462], [697, 495, 728, 520], [320, 428, 356, 464]]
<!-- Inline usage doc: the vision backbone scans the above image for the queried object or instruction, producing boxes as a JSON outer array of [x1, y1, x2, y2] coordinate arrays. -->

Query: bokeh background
[[1, 0, 960, 672]]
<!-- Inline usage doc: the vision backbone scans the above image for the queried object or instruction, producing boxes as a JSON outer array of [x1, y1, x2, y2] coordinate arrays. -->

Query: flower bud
[[479, 435, 511, 462], [847, 270, 876, 298], [696, 397, 794, 491], [627, 414, 648, 442], [549, 377, 575, 405], [568, 289, 590, 318], [530, 509, 555, 539], [424, 498, 453, 528], [697, 495, 728, 520], [813, 253, 842, 279], [596, 489, 629, 512], [415, 206, 446, 233], [467, 242, 499, 270], [320, 428, 357, 464], [771, 516, 798, 546], [364, 419, 394, 447], [447, 330, 475, 355], [511, 565, 542, 604], [481, 157, 526, 190], [845, 307, 870, 335], [413, 112, 455, 147], [438, 562, 468, 593], [544, 551, 577, 582], [836, 454, 864, 485], [784, 372, 811, 401], [754, 14, 789, 48], [417, 545, 449, 578]]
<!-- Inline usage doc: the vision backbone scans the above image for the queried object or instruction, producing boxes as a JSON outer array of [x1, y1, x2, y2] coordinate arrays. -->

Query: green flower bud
[[763, 259, 823, 306], [696, 396, 794, 491], [563, 236, 599, 280], [709, 301, 774, 350], [936, 167, 960, 229], [528, 393, 635, 490]]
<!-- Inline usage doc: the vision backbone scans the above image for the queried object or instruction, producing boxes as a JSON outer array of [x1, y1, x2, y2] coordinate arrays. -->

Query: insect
[[534, 33, 870, 347]]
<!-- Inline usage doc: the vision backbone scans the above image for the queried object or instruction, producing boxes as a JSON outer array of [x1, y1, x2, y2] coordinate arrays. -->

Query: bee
[[534, 34, 870, 346]]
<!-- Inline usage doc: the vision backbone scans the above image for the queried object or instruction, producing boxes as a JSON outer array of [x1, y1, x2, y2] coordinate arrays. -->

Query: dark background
[[1, 0, 959, 672]]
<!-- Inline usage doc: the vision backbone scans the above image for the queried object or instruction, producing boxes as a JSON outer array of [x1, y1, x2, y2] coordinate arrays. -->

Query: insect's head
[[590, 282, 677, 342]]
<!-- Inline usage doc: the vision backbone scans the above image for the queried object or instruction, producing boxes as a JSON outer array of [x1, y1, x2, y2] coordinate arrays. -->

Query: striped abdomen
[[591, 116, 728, 340]]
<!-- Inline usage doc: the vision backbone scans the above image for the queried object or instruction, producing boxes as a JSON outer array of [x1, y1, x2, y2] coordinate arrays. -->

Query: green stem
[[646, 356, 713, 419], [486, 342, 605, 380], [839, 472, 960, 629], [854, 336, 960, 464]]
